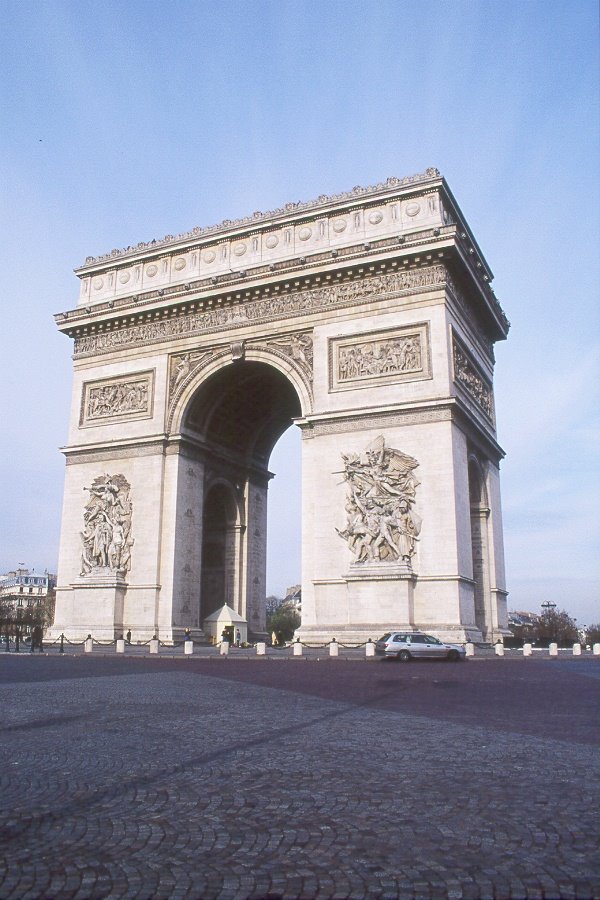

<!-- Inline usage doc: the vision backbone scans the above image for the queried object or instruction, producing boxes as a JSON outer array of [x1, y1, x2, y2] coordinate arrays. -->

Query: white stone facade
[[50, 169, 509, 643]]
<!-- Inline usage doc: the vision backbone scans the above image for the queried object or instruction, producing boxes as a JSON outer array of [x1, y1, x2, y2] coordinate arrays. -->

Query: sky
[[1, 0, 598, 625]]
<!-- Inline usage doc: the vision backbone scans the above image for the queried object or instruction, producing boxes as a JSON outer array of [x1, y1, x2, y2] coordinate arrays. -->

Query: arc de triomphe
[[50, 169, 509, 644]]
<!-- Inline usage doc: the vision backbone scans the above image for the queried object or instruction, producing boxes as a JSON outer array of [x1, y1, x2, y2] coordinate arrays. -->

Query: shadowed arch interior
[[185, 361, 302, 466]]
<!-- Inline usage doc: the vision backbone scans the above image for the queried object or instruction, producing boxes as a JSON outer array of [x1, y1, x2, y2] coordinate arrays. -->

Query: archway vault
[[167, 346, 312, 439]]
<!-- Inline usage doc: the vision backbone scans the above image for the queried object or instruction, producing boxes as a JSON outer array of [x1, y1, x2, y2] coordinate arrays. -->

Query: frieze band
[[73, 265, 447, 357]]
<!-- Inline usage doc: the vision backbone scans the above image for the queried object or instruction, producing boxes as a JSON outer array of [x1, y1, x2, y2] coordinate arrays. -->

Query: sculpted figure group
[[338, 335, 421, 382], [336, 436, 421, 567], [80, 474, 134, 576]]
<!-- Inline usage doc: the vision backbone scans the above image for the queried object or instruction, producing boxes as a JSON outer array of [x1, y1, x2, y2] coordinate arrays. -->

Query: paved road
[[1, 655, 599, 899]]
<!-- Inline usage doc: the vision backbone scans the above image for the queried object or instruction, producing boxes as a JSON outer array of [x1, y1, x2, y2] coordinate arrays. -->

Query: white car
[[375, 631, 466, 662]]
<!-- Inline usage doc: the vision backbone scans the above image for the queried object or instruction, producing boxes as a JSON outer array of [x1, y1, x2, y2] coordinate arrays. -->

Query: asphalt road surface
[[1, 654, 599, 899]]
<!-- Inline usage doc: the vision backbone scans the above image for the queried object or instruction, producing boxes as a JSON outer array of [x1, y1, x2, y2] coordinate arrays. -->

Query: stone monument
[[49, 169, 509, 644]]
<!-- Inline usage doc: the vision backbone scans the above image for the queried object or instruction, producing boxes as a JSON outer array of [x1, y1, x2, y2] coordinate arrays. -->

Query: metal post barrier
[[329, 639, 339, 657], [365, 640, 375, 658], [220, 640, 229, 656], [293, 640, 303, 656], [549, 642, 558, 657], [84, 635, 93, 653], [15, 629, 20, 653], [256, 642, 266, 655], [116, 639, 125, 653], [523, 643, 532, 656], [59, 633, 65, 654], [465, 642, 475, 657]]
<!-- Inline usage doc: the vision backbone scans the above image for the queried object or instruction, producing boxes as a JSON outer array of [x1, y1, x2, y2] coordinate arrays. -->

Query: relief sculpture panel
[[336, 435, 421, 568], [81, 371, 154, 426], [80, 474, 134, 576], [330, 323, 430, 391], [452, 333, 494, 420]]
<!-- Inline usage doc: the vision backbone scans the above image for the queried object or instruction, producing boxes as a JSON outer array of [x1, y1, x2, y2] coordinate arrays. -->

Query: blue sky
[[1, 0, 598, 624]]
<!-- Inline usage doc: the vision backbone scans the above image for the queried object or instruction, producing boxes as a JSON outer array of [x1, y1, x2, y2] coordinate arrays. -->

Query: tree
[[584, 624, 600, 646], [266, 605, 300, 644], [266, 595, 282, 616], [533, 608, 578, 647]]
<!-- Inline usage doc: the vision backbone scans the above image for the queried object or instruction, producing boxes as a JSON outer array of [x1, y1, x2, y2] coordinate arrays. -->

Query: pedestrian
[[271, 631, 277, 646], [126, 629, 131, 644], [236, 629, 241, 647], [32, 624, 43, 653], [221, 629, 228, 644], [185, 628, 191, 641]]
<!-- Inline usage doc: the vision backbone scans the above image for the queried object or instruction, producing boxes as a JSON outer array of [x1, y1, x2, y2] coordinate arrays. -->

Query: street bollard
[[293, 640, 303, 656], [329, 639, 339, 657], [523, 643, 532, 656], [85, 635, 93, 653], [116, 639, 125, 653], [59, 633, 64, 654], [549, 642, 558, 657], [465, 642, 475, 657], [495, 642, 505, 657], [572, 643, 581, 656], [365, 640, 375, 658], [256, 642, 266, 655], [220, 640, 229, 656], [593, 643, 600, 656], [150, 637, 159, 654], [184, 640, 194, 655]]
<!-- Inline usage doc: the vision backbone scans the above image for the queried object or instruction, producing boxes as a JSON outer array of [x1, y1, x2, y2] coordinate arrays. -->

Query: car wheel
[[447, 649, 460, 662], [397, 649, 411, 662]]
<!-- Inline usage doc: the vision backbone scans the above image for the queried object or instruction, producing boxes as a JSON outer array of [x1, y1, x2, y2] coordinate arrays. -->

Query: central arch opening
[[182, 360, 303, 635]]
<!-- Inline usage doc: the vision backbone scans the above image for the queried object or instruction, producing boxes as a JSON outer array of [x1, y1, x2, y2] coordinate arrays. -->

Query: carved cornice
[[73, 265, 447, 358], [79, 169, 442, 268]]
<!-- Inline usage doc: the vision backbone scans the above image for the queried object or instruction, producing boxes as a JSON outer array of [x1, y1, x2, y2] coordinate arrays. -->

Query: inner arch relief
[[50, 170, 510, 644]]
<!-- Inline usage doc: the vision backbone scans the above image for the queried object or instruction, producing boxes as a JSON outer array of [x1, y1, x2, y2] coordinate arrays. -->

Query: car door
[[422, 635, 446, 658], [408, 634, 427, 658]]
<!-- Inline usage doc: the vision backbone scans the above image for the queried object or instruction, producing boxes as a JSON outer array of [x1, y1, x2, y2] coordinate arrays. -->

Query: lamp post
[[541, 600, 557, 645]]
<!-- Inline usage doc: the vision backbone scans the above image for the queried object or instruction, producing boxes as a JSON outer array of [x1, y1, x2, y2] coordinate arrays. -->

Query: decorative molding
[[80, 371, 154, 427], [300, 405, 453, 439], [329, 323, 430, 392], [80, 170, 441, 267], [336, 435, 421, 567], [73, 265, 447, 357], [452, 332, 494, 421], [64, 440, 167, 464]]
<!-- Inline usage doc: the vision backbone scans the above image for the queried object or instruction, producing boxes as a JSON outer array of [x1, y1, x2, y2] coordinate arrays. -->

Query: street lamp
[[541, 600, 557, 645]]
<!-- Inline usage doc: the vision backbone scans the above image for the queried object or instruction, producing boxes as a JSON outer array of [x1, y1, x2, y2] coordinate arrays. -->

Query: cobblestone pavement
[[0, 656, 599, 899]]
